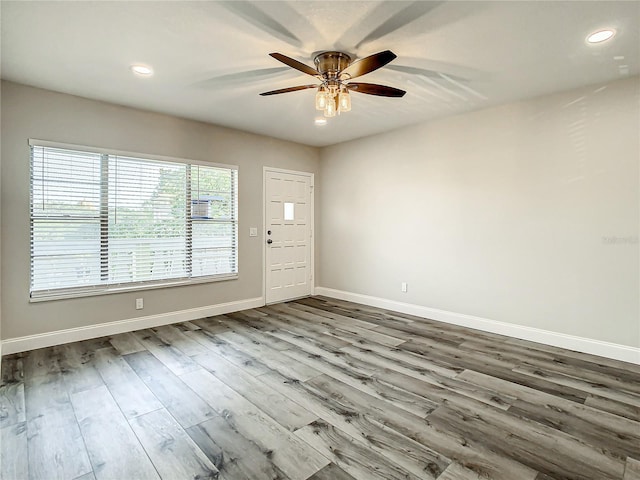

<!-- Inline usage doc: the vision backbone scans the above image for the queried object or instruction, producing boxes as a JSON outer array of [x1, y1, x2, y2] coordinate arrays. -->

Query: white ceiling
[[2, 1, 638, 147]]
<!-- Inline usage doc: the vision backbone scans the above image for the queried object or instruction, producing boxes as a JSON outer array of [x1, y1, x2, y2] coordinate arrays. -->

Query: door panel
[[265, 170, 312, 304]]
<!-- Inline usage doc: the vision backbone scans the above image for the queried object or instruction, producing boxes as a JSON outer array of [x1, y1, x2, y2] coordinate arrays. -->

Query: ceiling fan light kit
[[260, 50, 406, 119], [314, 85, 351, 117]]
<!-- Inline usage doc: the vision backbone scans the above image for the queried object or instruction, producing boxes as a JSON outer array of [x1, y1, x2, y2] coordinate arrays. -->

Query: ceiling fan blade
[[340, 50, 397, 80], [260, 85, 318, 96], [269, 53, 320, 77], [347, 82, 406, 97]]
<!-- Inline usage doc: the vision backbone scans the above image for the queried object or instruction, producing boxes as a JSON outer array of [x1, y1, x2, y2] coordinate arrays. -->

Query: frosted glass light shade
[[338, 91, 351, 112], [315, 90, 327, 110], [324, 97, 336, 117]]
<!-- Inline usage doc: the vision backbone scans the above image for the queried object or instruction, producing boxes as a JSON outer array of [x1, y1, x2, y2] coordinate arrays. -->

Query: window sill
[[29, 273, 239, 303]]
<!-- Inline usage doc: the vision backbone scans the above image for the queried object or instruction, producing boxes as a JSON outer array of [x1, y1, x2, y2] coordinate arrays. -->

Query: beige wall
[[1, 81, 320, 339], [319, 76, 640, 347], [2, 77, 639, 349]]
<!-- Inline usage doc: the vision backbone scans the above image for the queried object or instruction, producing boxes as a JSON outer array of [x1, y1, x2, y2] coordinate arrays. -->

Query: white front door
[[264, 168, 313, 304]]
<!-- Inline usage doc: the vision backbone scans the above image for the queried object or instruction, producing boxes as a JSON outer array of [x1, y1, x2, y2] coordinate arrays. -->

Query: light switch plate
[[249, 227, 258, 237]]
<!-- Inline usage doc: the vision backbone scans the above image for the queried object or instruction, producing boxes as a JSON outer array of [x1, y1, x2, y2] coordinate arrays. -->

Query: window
[[30, 142, 238, 300], [283, 202, 295, 221]]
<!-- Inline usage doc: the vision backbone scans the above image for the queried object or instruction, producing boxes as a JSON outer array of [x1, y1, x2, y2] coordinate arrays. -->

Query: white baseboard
[[1, 297, 264, 355], [314, 287, 640, 365]]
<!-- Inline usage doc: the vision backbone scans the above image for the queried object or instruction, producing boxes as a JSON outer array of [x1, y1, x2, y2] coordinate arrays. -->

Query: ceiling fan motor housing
[[314, 51, 352, 81]]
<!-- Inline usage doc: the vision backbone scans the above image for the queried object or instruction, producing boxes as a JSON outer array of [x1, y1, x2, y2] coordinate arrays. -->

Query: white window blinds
[[30, 143, 238, 299]]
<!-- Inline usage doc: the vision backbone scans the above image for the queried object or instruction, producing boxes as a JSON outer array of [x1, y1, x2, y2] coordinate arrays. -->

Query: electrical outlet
[[401, 282, 408, 293], [136, 298, 144, 310]]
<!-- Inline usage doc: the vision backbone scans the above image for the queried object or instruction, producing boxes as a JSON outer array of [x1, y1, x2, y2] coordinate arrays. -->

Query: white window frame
[[29, 139, 239, 302]]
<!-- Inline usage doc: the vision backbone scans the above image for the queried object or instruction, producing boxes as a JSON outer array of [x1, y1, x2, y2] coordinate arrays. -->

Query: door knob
[[267, 239, 273, 244]]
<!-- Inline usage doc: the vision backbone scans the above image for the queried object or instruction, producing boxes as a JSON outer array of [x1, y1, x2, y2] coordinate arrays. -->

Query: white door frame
[[263, 166, 315, 304]]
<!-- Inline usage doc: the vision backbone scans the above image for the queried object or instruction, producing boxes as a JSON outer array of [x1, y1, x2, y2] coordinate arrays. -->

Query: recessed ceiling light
[[314, 118, 327, 126], [131, 64, 153, 76], [586, 29, 615, 44]]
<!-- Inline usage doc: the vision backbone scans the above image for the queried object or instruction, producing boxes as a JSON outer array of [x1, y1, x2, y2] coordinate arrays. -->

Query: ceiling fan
[[260, 50, 406, 117]]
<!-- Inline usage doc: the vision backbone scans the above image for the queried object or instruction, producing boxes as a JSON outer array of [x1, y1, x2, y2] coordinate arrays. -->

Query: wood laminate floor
[[1, 296, 639, 480]]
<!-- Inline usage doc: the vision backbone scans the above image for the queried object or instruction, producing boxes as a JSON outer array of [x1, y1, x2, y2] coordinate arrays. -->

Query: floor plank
[[180, 368, 330, 480], [108, 332, 146, 355], [93, 347, 163, 419], [341, 342, 463, 379], [341, 344, 514, 410], [23, 348, 93, 480], [326, 325, 405, 348], [1, 421, 28, 480], [624, 458, 640, 480], [1, 353, 25, 385], [186, 416, 291, 480], [73, 472, 97, 480], [534, 473, 557, 480], [184, 330, 272, 376], [428, 402, 626, 479], [280, 346, 438, 418], [70, 385, 159, 480], [306, 463, 356, 480], [457, 369, 640, 437], [257, 307, 353, 350], [215, 331, 322, 382], [221, 313, 296, 351], [132, 329, 201, 376], [124, 351, 215, 428], [503, 336, 640, 376], [0, 377, 25, 429], [507, 398, 640, 460], [461, 338, 640, 386], [436, 462, 487, 480], [406, 341, 592, 404], [584, 394, 640, 422], [295, 419, 429, 480], [272, 302, 379, 331], [129, 408, 220, 479], [56, 342, 105, 394], [192, 349, 318, 431], [151, 324, 209, 357], [513, 363, 640, 407]]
